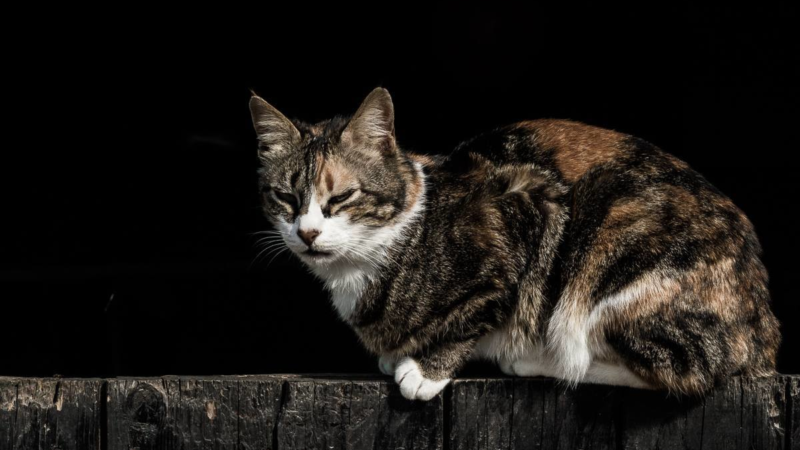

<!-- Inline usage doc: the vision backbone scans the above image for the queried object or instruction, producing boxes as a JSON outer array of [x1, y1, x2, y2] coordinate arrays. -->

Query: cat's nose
[[298, 229, 321, 247]]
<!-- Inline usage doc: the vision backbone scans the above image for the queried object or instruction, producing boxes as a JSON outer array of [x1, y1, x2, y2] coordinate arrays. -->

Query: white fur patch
[[582, 361, 652, 389], [545, 290, 593, 385], [327, 265, 372, 319], [394, 357, 450, 401], [497, 343, 651, 389], [505, 274, 676, 387], [298, 191, 325, 232], [503, 343, 559, 378], [289, 162, 427, 320]]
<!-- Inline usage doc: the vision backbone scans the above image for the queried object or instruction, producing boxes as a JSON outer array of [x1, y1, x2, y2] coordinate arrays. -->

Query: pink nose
[[298, 229, 320, 246]]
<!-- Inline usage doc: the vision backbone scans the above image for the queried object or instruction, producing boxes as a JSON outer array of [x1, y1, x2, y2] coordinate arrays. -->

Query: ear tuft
[[249, 96, 301, 156]]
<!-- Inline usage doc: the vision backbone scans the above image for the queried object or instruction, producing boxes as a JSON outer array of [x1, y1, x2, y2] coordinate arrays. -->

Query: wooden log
[[450, 378, 620, 449], [449, 376, 795, 450], [107, 378, 168, 450], [739, 376, 787, 450], [618, 376, 788, 450], [449, 378, 514, 449], [104, 375, 442, 450], [789, 377, 799, 450], [237, 375, 285, 450], [0, 377, 104, 450], [617, 384, 705, 449], [1, 375, 798, 449]]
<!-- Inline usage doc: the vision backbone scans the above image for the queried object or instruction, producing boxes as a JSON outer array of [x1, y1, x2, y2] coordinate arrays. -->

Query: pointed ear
[[341, 88, 396, 155], [249, 94, 301, 156]]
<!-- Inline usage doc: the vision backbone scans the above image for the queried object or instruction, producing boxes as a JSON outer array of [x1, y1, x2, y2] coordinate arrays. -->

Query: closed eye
[[273, 191, 298, 207], [329, 189, 356, 205]]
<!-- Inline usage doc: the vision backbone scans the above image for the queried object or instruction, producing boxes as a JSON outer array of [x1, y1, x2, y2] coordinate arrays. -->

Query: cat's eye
[[329, 189, 356, 205], [273, 191, 298, 207]]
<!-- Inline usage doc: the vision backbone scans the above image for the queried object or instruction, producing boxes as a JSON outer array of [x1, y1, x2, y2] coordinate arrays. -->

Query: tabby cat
[[249, 88, 780, 401]]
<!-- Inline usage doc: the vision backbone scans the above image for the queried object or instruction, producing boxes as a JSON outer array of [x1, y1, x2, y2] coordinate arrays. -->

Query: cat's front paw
[[378, 354, 398, 376], [394, 357, 450, 401]]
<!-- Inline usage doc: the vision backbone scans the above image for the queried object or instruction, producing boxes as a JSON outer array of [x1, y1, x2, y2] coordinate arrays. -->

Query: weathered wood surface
[[0, 377, 104, 450], [0, 375, 797, 449], [105, 375, 442, 450]]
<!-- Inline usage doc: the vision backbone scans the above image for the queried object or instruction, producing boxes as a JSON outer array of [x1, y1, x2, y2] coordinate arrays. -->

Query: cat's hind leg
[[594, 264, 777, 395], [605, 304, 745, 396], [546, 272, 685, 387], [498, 341, 652, 389]]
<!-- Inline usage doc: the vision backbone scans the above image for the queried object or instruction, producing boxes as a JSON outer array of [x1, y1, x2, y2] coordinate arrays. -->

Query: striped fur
[[249, 88, 781, 400]]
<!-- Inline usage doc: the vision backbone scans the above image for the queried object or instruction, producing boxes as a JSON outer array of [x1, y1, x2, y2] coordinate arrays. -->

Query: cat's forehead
[[314, 152, 358, 191], [260, 138, 359, 192], [296, 115, 350, 142], [260, 114, 386, 192]]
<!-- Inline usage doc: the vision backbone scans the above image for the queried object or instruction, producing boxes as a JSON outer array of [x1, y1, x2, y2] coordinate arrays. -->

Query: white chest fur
[[327, 267, 371, 320], [307, 252, 380, 321], [308, 162, 427, 321]]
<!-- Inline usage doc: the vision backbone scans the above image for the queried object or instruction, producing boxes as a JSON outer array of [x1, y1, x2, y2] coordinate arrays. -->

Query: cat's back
[[443, 118, 648, 184], [433, 118, 764, 263], [503, 120, 771, 313], [446, 118, 751, 234], [512, 119, 647, 183], [440, 118, 780, 392]]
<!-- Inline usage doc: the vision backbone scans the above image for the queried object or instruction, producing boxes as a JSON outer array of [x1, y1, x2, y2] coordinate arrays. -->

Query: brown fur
[[517, 120, 625, 183], [249, 89, 781, 399]]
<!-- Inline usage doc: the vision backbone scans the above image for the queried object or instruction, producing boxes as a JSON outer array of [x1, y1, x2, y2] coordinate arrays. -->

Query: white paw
[[378, 354, 397, 376], [394, 357, 450, 401]]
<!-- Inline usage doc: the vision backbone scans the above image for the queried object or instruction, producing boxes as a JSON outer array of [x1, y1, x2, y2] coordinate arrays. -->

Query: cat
[[248, 87, 780, 401]]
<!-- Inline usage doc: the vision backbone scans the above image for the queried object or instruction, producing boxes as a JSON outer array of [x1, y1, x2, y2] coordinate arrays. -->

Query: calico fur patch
[[249, 88, 780, 400]]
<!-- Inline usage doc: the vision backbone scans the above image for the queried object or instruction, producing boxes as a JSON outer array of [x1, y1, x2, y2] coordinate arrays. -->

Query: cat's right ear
[[249, 94, 301, 157]]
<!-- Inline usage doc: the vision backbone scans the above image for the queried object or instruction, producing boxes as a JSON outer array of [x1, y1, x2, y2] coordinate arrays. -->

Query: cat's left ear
[[341, 87, 397, 157]]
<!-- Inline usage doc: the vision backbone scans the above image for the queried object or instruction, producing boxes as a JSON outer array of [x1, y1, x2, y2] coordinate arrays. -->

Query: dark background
[[3, 4, 798, 377]]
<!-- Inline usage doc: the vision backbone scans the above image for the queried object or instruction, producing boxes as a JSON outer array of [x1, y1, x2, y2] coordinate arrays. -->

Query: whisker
[[266, 247, 291, 266], [250, 242, 287, 269], [342, 244, 391, 270], [248, 230, 288, 236], [346, 240, 400, 264], [254, 236, 286, 245]]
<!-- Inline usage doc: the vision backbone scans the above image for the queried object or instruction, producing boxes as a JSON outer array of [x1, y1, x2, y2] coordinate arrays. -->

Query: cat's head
[[249, 88, 424, 273]]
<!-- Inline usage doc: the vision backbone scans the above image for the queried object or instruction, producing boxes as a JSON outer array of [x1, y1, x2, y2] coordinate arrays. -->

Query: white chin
[[298, 250, 338, 264]]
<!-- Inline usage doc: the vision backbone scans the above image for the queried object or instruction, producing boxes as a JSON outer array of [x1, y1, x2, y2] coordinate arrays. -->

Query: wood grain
[[1, 375, 797, 449]]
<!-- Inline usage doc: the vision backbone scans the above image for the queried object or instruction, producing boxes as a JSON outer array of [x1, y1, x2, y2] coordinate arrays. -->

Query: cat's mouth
[[303, 249, 333, 259]]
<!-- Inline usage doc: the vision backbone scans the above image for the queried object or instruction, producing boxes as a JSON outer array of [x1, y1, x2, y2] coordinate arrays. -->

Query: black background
[[3, 4, 798, 377]]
